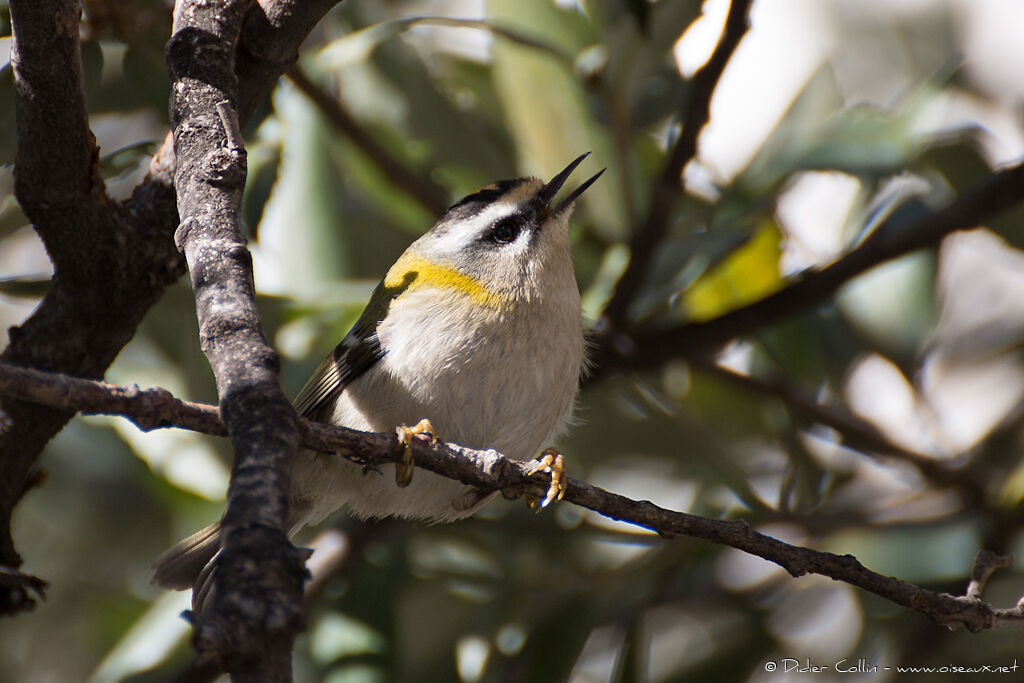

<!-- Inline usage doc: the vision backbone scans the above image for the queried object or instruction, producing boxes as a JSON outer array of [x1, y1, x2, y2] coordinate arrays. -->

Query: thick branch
[[9, 0, 104, 247], [0, 0, 179, 614], [591, 160, 1024, 378], [235, 0, 344, 122], [0, 0, 341, 619], [169, 523, 391, 683], [600, 0, 752, 329], [3, 0, 104, 581], [169, 0, 303, 676], [2, 361, 1022, 633], [127, 0, 347, 227]]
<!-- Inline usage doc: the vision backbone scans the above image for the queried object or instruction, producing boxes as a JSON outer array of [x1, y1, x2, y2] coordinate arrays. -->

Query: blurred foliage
[[3, 0, 1024, 682]]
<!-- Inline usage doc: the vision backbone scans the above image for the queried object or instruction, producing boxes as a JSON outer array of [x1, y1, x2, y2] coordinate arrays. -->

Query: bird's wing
[[292, 282, 390, 420]]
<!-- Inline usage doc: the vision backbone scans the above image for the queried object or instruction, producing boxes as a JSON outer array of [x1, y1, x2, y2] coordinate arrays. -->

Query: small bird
[[152, 154, 601, 591]]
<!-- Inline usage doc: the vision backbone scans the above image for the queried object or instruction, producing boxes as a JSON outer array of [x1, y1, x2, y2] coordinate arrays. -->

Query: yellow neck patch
[[384, 253, 505, 309]]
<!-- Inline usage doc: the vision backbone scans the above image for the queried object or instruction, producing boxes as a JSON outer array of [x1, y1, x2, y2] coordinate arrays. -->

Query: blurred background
[[2, 0, 1024, 680]]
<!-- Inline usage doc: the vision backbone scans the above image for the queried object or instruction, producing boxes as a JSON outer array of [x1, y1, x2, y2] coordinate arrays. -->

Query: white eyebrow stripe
[[412, 178, 544, 262], [429, 199, 527, 253]]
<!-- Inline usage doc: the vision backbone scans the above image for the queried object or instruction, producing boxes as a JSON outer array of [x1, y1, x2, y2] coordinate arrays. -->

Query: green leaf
[[100, 139, 158, 179], [489, 0, 625, 240], [837, 250, 936, 364], [918, 135, 992, 193], [0, 275, 50, 299], [0, 190, 28, 242], [683, 220, 785, 322], [317, 16, 574, 72], [255, 85, 361, 292], [242, 133, 282, 240]]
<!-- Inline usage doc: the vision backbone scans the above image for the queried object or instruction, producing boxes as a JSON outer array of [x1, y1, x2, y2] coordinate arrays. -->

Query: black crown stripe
[[447, 178, 523, 212]]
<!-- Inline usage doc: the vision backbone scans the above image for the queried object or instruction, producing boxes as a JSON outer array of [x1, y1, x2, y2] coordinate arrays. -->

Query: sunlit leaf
[[683, 220, 784, 322], [89, 592, 191, 682]]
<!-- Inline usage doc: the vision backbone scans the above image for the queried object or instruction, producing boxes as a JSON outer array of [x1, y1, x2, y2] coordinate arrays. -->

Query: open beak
[[538, 152, 606, 215]]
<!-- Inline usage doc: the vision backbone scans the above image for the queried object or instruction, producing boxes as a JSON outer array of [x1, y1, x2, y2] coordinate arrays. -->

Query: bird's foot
[[395, 418, 436, 487], [525, 448, 566, 510]]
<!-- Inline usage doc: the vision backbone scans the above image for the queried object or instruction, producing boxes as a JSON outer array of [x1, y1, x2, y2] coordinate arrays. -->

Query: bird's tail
[[151, 521, 221, 590]]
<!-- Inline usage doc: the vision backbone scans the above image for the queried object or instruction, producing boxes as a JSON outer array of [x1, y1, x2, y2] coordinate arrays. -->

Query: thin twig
[[590, 160, 1024, 379], [2, 360, 1023, 633], [600, 0, 753, 329], [695, 359, 987, 498], [965, 549, 1015, 601], [0, 362, 225, 434], [217, 100, 246, 151], [286, 66, 451, 215]]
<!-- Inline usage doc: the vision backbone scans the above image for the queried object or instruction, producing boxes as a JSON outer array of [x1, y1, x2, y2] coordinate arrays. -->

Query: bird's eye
[[490, 218, 521, 244]]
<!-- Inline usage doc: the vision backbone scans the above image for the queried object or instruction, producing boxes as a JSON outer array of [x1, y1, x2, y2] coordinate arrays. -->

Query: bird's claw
[[525, 448, 566, 510], [395, 418, 436, 487]]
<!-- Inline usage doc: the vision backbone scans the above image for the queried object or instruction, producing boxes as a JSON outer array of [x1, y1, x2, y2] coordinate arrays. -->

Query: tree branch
[[0, 0, 343, 621], [591, 160, 1024, 379], [1, 0, 183, 615], [2, 360, 1022, 633], [9, 0, 102, 235], [235, 0, 345, 123], [3, 0, 103, 595], [965, 550, 1014, 601], [167, 522, 393, 683], [600, 0, 753, 329], [125, 0, 348, 234], [168, 0, 303, 676], [693, 359, 987, 499]]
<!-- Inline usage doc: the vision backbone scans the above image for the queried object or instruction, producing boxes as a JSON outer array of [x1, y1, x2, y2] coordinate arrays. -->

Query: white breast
[[288, 279, 584, 526]]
